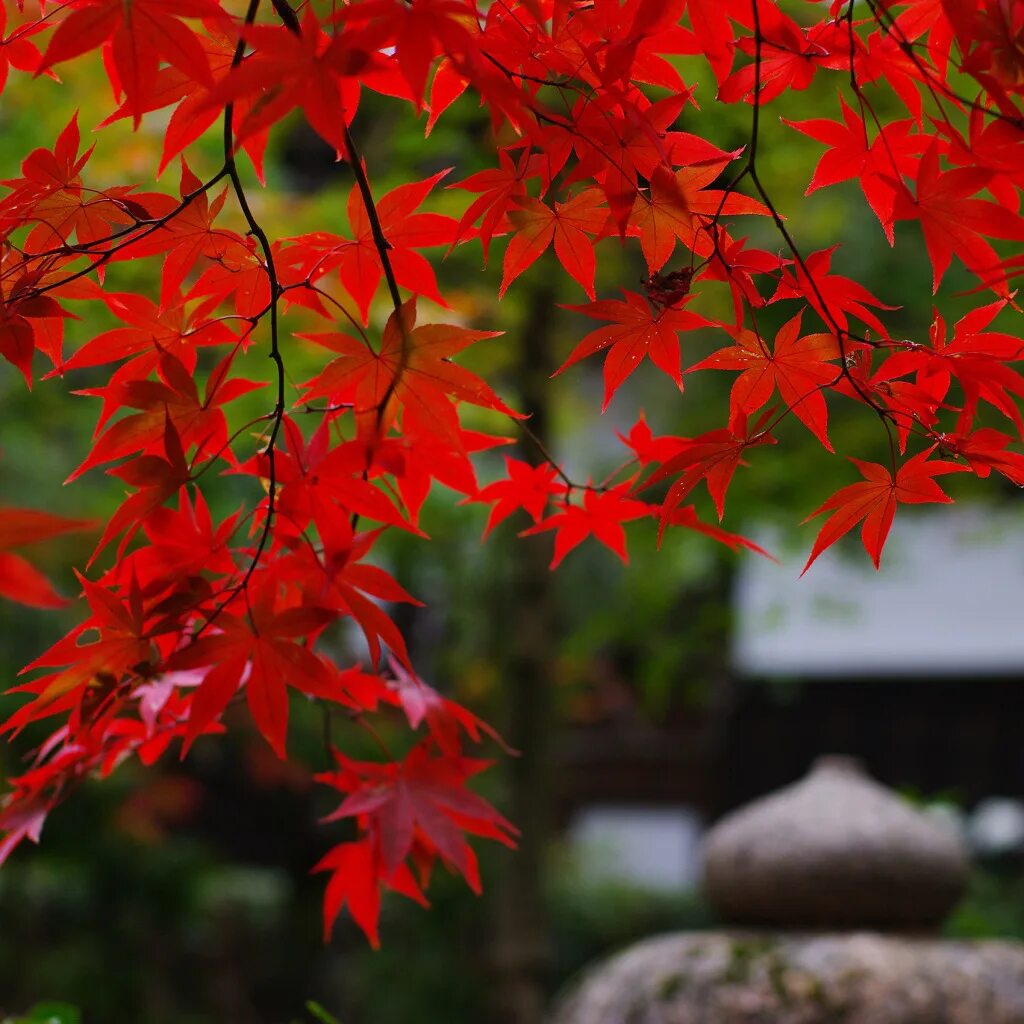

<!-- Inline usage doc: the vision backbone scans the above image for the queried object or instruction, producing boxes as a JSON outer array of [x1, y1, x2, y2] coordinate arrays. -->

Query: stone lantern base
[[549, 931, 1024, 1024]]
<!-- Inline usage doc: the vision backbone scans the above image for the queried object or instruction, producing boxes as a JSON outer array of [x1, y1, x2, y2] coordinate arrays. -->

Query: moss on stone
[[656, 972, 688, 1001], [722, 937, 778, 984]]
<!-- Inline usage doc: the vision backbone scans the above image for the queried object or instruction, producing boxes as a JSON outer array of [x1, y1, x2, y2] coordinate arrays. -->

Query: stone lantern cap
[[703, 755, 969, 930]]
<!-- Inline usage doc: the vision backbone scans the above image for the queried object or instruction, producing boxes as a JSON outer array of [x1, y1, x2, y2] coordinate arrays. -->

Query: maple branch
[[477, 51, 644, 227], [349, 711, 397, 761], [300, 403, 355, 414], [738, 0, 900, 463], [300, 281, 371, 344], [517, 420, 576, 491], [863, 0, 1024, 131], [188, 412, 277, 480], [192, 0, 291, 633], [16, 169, 231, 298], [843, 1, 873, 151], [270, 0, 302, 35], [342, 125, 404, 316], [6, 1, 77, 46], [745, 3, 839, 339], [596, 457, 641, 491], [255, 1, 413, 542], [481, 50, 576, 92], [291, 0, 409, 464], [340, 122, 420, 528]]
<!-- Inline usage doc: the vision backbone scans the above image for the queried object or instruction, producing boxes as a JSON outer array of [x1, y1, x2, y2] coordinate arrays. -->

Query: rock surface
[[549, 931, 1024, 1024], [703, 756, 969, 929]]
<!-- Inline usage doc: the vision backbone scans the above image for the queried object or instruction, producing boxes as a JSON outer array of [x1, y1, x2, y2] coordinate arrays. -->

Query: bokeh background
[[2, 26, 1024, 1024]]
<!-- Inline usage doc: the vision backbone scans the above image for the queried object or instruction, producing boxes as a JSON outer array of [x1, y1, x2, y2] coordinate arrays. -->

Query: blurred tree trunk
[[488, 279, 560, 1024]]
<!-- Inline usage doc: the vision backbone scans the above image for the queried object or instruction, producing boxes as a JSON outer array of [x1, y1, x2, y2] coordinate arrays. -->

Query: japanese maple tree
[[1, 0, 1023, 946]]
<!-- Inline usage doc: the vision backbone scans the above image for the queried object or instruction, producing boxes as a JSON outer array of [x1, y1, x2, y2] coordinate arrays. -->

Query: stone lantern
[[549, 757, 1024, 1023]]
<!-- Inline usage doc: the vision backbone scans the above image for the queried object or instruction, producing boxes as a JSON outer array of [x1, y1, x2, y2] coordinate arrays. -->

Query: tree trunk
[[489, 280, 560, 1024]]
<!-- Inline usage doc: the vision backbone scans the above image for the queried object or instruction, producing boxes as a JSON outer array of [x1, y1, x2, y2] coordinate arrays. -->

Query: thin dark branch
[[194, 0, 290, 634], [342, 125, 404, 316], [270, 0, 302, 34], [19, 169, 230, 299]]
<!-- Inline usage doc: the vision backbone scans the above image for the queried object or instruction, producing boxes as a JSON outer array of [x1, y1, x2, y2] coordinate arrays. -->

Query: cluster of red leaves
[[0, 0, 1022, 945]]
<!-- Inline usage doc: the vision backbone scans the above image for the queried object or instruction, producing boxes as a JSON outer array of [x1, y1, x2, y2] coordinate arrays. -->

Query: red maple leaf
[[500, 189, 607, 299], [97, 24, 272, 181], [185, 236, 274, 320], [0, 288, 69, 385], [683, 0, 747, 83], [269, 524, 421, 670], [644, 412, 778, 523], [854, 26, 929, 122], [618, 413, 690, 467], [770, 246, 898, 338], [331, 0, 477, 108], [385, 656, 510, 755], [300, 298, 518, 447], [569, 94, 736, 231], [0, 507, 95, 608], [37, 0, 226, 125], [832, 344, 946, 452], [90, 414, 193, 561], [661, 504, 775, 558], [378, 419, 511, 527], [7, 574, 154, 733], [0, 3, 44, 95], [425, 57, 469, 136], [937, 427, 1024, 486], [880, 300, 1024, 433], [0, 799, 49, 870], [891, 142, 1024, 293], [629, 163, 769, 272], [167, 578, 338, 758], [123, 488, 238, 587], [895, 0, 955, 78], [719, 5, 839, 105], [450, 149, 534, 260], [520, 482, 653, 568], [802, 449, 967, 573], [57, 288, 238, 377], [944, 0, 1024, 104], [113, 160, 241, 309], [236, 416, 417, 544], [196, 9, 375, 153], [70, 350, 262, 480], [785, 96, 925, 240], [0, 114, 159, 255], [700, 234, 783, 326], [313, 838, 426, 946], [465, 456, 564, 538], [556, 290, 712, 409], [293, 171, 457, 324], [688, 312, 841, 450], [320, 742, 516, 886]]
